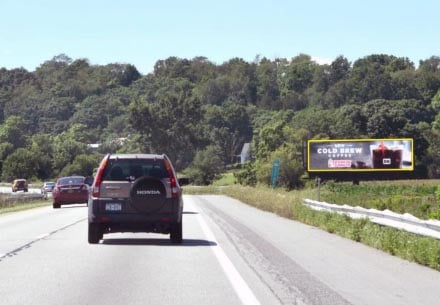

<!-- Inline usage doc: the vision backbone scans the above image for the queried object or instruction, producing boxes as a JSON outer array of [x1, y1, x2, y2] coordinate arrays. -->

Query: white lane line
[[35, 233, 50, 239], [192, 203, 261, 305]]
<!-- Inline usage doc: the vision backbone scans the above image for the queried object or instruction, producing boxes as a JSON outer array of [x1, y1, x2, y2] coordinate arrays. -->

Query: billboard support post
[[316, 176, 321, 201]]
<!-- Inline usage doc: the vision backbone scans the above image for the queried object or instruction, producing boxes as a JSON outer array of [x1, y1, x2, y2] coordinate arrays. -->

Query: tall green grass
[[212, 172, 236, 186]]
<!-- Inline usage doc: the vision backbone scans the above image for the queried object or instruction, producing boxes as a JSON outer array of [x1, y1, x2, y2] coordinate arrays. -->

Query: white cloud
[[311, 56, 334, 65]]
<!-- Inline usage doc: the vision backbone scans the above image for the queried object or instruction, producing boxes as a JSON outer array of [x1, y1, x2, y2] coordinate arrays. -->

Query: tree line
[[0, 53, 439, 187]]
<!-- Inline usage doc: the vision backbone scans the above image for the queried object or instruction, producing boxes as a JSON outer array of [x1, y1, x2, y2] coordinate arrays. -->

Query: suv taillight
[[164, 158, 179, 198], [92, 156, 109, 197]]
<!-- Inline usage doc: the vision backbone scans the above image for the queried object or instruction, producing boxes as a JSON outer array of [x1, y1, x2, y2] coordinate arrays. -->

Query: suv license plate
[[105, 203, 122, 211]]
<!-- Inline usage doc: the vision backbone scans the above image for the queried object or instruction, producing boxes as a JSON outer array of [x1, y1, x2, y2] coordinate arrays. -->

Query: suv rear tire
[[170, 221, 183, 244], [88, 223, 103, 244]]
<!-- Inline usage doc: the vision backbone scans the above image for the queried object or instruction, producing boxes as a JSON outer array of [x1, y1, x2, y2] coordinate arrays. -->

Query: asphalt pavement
[[1, 195, 440, 305]]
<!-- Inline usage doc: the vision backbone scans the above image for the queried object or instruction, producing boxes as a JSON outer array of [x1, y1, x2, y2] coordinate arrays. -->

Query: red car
[[52, 176, 91, 208]]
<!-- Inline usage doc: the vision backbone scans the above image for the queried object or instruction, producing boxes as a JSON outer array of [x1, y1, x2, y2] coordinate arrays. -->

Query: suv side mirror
[[84, 176, 94, 186], [178, 177, 190, 186]]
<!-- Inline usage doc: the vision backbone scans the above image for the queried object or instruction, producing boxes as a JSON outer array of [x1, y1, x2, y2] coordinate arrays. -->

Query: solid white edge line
[[191, 201, 261, 305]]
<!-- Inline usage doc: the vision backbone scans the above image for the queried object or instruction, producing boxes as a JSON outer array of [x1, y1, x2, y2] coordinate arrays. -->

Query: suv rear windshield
[[103, 159, 168, 181], [59, 177, 85, 184]]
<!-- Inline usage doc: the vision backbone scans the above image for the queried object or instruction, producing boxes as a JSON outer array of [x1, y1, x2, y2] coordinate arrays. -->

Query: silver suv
[[88, 154, 187, 244]]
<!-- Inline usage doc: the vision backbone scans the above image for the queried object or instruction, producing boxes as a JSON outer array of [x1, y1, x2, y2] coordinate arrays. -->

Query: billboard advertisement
[[307, 139, 413, 172]]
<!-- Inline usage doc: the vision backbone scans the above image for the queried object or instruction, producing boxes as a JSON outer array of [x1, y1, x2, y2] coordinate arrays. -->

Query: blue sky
[[1, 0, 439, 74]]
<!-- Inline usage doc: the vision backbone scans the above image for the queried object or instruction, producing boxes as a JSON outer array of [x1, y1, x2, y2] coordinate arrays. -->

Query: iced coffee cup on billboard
[[371, 141, 403, 169]]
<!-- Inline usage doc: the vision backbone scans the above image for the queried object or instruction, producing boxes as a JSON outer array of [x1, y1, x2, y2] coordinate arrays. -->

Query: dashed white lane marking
[[0, 218, 86, 261], [191, 202, 261, 305]]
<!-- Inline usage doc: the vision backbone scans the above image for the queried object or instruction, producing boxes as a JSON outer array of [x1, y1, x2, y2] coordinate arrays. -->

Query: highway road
[[1, 194, 440, 305]]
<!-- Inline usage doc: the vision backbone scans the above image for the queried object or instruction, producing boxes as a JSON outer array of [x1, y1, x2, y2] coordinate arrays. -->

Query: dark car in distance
[[88, 153, 188, 244], [52, 176, 92, 209]]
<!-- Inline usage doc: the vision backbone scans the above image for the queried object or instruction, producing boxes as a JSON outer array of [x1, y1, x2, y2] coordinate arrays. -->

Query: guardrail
[[303, 199, 440, 240], [1, 192, 46, 203]]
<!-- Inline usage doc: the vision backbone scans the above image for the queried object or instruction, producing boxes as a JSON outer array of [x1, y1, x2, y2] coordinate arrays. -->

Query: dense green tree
[[255, 57, 280, 109], [390, 69, 421, 100], [219, 58, 257, 104], [59, 153, 101, 177], [37, 96, 76, 134], [234, 161, 257, 186], [4, 84, 48, 133], [254, 121, 287, 161], [422, 126, 440, 178], [1, 148, 39, 181], [0, 52, 440, 183], [276, 54, 317, 111], [154, 57, 192, 80], [431, 90, 440, 131], [290, 107, 337, 138], [255, 146, 304, 189], [361, 99, 433, 138], [328, 56, 351, 86], [416, 56, 440, 103], [251, 109, 295, 134], [282, 54, 317, 93], [28, 134, 54, 179], [252, 126, 307, 189], [330, 104, 366, 138], [0, 116, 29, 149], [70, 87, 132, 142], [196, 76, 231, 105], [321, 79, 354, 108], [0, 67, 33, 89], [0, 142, 14, 176], [350, 55, 397, 102], [183, 145, 224, 185], [431, 90, 440, 111], [187, 56, 217, 83], [205, 101, 253, 164], [0, 68, 34, 123], [51, 126, 89, 175], [129, 78, 205, 170]]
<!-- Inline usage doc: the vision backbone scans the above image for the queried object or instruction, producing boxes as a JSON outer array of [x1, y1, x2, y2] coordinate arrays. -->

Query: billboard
[[307, 139, 413, 172]]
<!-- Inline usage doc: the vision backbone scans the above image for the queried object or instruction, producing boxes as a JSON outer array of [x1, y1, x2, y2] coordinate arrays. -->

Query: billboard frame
[[307, 138, 414, 173]]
